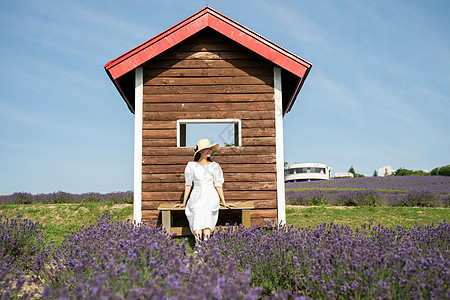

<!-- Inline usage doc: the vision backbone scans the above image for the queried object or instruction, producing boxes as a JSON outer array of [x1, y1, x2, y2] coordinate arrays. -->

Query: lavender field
[[1, 214, 448, 299], [0, 191, 133, 205], [286, 176, 450, 207]]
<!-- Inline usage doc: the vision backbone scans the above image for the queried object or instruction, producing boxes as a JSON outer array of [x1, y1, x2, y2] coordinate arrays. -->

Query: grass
[[0, 202, 133, 243], [285, 187, 409, 192], [1, 203, 448, 243], [286, 205, 450, 229]]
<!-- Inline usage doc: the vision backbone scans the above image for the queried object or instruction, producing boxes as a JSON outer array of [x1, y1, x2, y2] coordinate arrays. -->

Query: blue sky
[[0, 0, 449, 194]]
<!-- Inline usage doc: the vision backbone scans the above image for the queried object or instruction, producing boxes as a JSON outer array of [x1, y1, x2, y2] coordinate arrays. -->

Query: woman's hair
[[194, 151, 213, 162]]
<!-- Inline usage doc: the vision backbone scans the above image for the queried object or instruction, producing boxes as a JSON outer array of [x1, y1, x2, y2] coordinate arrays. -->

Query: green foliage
[[400, 190, 440, 207], [0, 215, 49, 270], [393, 168, 430, 176], [11, 193, 33, 204], [373, 170, 378, 177], [430, 165, 450, 176], [349, 166, 365, 177], [348, 166, 356, 176]]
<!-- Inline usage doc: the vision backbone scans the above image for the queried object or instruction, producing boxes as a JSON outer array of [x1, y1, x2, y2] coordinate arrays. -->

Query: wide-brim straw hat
[[194, 139, 219, 156]]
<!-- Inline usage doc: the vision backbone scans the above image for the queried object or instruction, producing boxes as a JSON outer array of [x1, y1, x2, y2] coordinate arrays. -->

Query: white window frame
[[176, 119, 242, 147]]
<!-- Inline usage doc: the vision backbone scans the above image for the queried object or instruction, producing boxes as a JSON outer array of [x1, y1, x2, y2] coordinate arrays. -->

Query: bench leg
[[161, 210, 171, 233], [242, 210, 251, 228]]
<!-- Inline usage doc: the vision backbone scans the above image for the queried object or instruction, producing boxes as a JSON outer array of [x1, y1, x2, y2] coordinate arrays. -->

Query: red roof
[[105, 7, 312, 114]]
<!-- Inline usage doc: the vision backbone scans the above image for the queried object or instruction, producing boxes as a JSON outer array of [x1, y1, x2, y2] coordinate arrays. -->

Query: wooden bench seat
[[157, 202, 254, 236]]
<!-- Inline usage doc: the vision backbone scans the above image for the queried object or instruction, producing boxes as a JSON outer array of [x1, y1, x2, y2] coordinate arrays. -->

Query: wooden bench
[[157, 202, 254, 236]]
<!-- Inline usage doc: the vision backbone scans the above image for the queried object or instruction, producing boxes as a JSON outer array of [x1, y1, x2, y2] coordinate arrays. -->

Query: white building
[[334, 172, 354, 179], [377, 165, 395, 177], [285, 162, 332, 182]]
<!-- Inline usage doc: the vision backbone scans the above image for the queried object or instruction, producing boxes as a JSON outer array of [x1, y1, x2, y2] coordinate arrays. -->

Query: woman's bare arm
[[174, 185, 192, 207], [215, 186, 236, 208]]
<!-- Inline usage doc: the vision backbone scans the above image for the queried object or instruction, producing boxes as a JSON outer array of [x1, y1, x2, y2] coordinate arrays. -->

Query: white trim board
[[274, 66, 286, 225], [133, 67, 143, 224]]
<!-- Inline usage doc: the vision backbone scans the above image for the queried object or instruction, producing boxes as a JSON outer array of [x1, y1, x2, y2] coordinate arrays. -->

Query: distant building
[[285, 163, 332, 182], [334, 172, 354, 179], [377, 165, 395, 177]]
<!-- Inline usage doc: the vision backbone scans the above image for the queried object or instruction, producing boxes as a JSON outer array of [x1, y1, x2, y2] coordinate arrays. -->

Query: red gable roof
[[105, 7, 312, 114]]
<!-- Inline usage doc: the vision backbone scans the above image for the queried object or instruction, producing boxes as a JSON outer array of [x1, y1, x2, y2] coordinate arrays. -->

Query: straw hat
[[194, 139, 219, 157]]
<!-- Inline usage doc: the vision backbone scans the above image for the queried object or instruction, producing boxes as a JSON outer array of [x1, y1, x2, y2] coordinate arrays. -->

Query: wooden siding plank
[[143, 111, 275, 120], [156, 51, 265, 61], [144, 67, 272, 78], [169, 41, 248, 52], [142, 139, 178, 147], [142, 191, 276, 200], [142, 146, 275, 156], [142, 129, 176, 139], [143, 84, 273, 94], [241, 127, 275, 137], [250, 209, 277, 219], [142, 121, 177, 129], [146, 59, 271, 69], [142, 181, 277, 192], [142, 155, 276, 165], [143, 93, 273, 103], [142, 172, 276, 183], [142, 163, 276, 173], [145, 76, 273, 86], [241, 137, 276, 146], [143, 102, 274, 112], [242, 119, 275, 128], [142, 199, 276, 210]]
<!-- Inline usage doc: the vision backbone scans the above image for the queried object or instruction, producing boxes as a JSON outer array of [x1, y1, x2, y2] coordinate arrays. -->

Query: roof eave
[[283, 65, 312, 116]]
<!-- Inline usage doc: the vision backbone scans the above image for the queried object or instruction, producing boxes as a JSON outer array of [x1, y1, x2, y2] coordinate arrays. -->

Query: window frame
[[176, 119, 242, 147]]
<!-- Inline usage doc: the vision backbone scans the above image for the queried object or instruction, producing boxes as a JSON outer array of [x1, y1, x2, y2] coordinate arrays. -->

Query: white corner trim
[[274, 66, 286, 225], [134, 67, 143, 224]]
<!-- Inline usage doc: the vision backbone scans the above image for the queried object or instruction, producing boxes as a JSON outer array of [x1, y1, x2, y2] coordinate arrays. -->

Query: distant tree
[[394, 168, 430, 176], [349, 166, 356, 177], [393, 168, 412, 176], [349, 166, 365, 177], [373, 170, 378, 177], [430, 165, 450, 176], [284, 161, 289, 168]]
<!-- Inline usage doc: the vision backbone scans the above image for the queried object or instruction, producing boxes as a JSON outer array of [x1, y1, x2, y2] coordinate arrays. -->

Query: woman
[[174, 138, 236, 243]]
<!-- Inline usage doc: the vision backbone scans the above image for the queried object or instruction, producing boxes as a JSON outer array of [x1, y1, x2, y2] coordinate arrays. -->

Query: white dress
[[184, 161, 224, 233]]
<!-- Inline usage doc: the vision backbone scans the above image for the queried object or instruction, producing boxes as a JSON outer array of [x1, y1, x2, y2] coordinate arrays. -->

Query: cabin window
[[177, 119, 241, 147]]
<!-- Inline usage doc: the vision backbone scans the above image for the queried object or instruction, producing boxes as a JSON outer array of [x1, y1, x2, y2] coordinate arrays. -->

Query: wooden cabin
[[104, 7, 312, 227]]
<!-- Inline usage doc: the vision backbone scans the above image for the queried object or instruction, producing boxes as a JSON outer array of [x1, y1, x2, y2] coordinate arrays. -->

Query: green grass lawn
[[286, 205, 449, 229], [0, 202, 133, 243], [1, 203, 448, 243]]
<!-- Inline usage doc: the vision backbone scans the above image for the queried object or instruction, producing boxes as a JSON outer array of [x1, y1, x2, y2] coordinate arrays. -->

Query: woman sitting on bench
[[174, 138, 236, 243]]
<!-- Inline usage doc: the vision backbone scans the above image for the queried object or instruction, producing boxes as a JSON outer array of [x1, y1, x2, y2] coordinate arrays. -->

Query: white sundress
[[184, 161, 224, 233]]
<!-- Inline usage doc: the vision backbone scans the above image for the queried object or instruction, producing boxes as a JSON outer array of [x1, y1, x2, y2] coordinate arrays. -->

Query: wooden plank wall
[[141, 29, 277, 226]]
